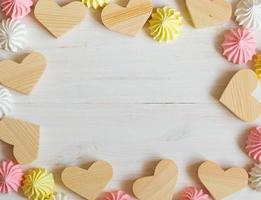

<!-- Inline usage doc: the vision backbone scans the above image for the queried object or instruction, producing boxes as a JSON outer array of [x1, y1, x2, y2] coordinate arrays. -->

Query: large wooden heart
[[220, 69, 261, 122], [198, 161, 248, 200], [132, 160, 178, 200], [61, 161, 113, 200], [101, 0, 153, 36], [0, 52, 47, 95], [34, 0, 87, 38], [186, 0, 232, 28]]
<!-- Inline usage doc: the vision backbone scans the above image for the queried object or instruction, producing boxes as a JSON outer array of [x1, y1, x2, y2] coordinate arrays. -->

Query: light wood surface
[[185, 0, 232, 28], [101, 0, 152, 36], [220, 69, 261, 122], [61, 161, 113, 200], [133, 160, 178, 200], [0, 117, 40, 164], [198, 161, 248, 200], [34, 0, 87, 38], [0, 52, 47, 95]]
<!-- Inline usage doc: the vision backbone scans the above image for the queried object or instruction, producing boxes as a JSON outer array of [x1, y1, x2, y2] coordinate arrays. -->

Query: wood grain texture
[[0, 117, 40, 164], [34, 0, 87, 38], [198, 161, 248, 200], [0, 52, 47, 95], [101, 0, 152, 36], [61, 161, 113, 200], [133, 160, 178, 200], [186, 0, 232, 28], [220, 69, 261, 122]]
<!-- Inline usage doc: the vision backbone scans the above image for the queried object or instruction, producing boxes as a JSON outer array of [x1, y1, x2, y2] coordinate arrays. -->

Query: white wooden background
[[1, 0, 261, 199]]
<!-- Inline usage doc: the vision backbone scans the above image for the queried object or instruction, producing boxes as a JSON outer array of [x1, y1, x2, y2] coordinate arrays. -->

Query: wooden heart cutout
[[133, 160, 178, 200], [220, 69, 261, 122], [61, 161, 113, 200], [186, 0, 232, 28], [0, 52, 47, 95], [101, 0, 153, 36], [198, 161, 248, 200], [0, 117, 40, 164], [34, 0, 87, 38]]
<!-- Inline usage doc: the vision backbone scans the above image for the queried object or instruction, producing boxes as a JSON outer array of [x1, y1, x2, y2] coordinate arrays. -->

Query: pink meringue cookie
[[180, 187, 210, 200], [103, 191, 131, 200], [0, 0, 33, 19], [0, 160, 24, 193], [246, 127, 261, 161], [221, 28, 256, 64]]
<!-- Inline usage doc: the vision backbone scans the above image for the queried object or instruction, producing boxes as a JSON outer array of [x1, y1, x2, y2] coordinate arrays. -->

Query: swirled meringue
[[0, 86, 13, 119], [0, 160, 24, 193], [221, 28, 256, 64], [0, 18, 27, 52], [235, 0, 261, 30], [53, 192, 74, 200], [246, 127, 261, 161], [0, 0, 33, 19], [148, 7, 183, 42], [82, 0, 109, 9], [254, 53, 261, 79], [249, 163, 261, 191], [22, 168, 55, 200], [103, 191, 131, 200], [180, 187, 209, 200]]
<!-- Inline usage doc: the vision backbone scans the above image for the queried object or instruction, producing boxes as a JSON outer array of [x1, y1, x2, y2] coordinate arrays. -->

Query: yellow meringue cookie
[[254, 54, 261, 79], [82, 0, 109, 9], [148, 7, 183, 42], [22, 168, 55, 200]]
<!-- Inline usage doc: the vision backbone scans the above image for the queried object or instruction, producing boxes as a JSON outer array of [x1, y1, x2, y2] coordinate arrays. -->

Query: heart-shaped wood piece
[[101, 0, 153, 36], [220, 69, 261, 122], [0, 117, 40, 164], [0, 52, 47, 95], [186, 0, 232, 28], [34, 0, 87, 38], [133, 160, 178, 200], [62, 161, 113, 200], [198, 161, 248, 200]]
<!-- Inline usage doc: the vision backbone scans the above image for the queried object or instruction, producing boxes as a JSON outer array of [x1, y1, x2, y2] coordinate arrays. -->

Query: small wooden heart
[[0, 52, 47, 95], [133, 160, 178, 200], [186, 0, 232, 28], [61, 161, 113, 200], [101, 0, 153, 36], [34, 0, 87, 38], [198, 161, 248, 200], [220, 69, 261, 122], [0, 117, 40, 164]]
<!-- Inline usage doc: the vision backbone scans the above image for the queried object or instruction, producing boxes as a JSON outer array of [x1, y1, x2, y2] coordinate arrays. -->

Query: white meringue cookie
[[249, 163, 261, 191], [0, 18, 27, 52], [53, 193, 74, 200], [235, 0, 261, 30], [0, 86, 13, 118]]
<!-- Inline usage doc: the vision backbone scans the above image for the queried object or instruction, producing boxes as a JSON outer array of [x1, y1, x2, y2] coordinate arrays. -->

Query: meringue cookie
[[82, 0, 109, 9], [254, 53, 261, 79], [148, 7, 183, 42], [0, 86, 13, 119], [235, 0, 261, 30], [221, 28, 256, 64], [0, 18, 27, 52], [249, 163, 261, 191], [0, 0, 33, 19], [53, 192, 74, 200], [180, 187, 209, 200], [104, 191, 131, 200], [0, 160, 24, 193], [22, 168, 55, 200], [246, 127, 261, 161]]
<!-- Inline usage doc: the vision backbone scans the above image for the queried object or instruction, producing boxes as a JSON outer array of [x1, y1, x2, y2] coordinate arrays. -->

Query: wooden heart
[[133, 160, 178, 200], [34, 0, 87, 38], [0, 117, 40, 164], [220, 69, 261, 122], [61, 161, 113, 200], [101, 0, 153, 36], [186, 0, 232, 28], [0, 52, 47, 95], [198, 161, 248, 200]]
